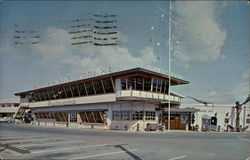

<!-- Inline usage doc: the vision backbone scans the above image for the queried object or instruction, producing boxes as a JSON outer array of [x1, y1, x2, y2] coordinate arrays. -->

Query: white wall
[[191, 104, 250, 131]]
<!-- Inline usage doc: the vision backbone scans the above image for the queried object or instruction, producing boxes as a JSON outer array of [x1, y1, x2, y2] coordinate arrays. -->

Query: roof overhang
[[15, 67, 189, 96]]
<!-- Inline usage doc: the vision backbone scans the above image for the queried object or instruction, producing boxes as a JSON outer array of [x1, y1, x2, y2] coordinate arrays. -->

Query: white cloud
[[173, 1, 227, 62], [30, 27, 158, 73]]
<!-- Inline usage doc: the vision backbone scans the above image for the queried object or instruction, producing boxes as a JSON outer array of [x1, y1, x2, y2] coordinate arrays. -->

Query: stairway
[[14, 103, 29, 119]]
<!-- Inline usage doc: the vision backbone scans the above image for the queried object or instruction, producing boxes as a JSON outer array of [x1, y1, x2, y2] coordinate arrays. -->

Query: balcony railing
[[117, 90, 181, 102]]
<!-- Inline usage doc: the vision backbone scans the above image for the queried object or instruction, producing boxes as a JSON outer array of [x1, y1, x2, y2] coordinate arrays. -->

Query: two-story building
[[0, 99, 20, 117], [14, 68, 189, 131]]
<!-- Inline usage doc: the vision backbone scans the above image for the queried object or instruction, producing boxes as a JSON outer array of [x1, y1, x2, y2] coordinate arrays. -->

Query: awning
[[163, 107, 200, 114]]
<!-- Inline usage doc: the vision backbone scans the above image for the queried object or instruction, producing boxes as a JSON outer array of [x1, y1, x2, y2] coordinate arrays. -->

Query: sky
[[0, 0, 249, 105]]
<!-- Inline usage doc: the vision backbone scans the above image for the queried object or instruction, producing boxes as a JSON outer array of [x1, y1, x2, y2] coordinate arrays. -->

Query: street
[[0, 123, 249, 160]]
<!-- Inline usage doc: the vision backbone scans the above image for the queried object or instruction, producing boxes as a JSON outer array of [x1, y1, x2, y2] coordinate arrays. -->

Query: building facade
[[0, 99, 20, 117], [15, 68, 189, 131], [188, 104, 250, 132]]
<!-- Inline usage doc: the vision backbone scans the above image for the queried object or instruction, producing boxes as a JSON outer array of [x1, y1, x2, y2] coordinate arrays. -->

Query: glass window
[[121, 78, 127, 90], [1, 104, 5, 107], [146, 111, 155, 120], [135, 76, 143, 90], [165, 81, 169, 94], [102, 78, 114, 93], [57, 87, 66, 98], [161, 81, 166, 94], [93, 80, 105, 94], [71, 85, 80, 97], [144, 77, 151, 91], [7, 103, 12, 107], [152, 79, 157, 92], [14, 103, 19, 107], [112, 111, 121, 120], [78, 83, 87, 96], [132, 111, 143, 120], [156, 79, 162, 93], [121, 111, 130, 120], [65, 86, 73, 98], [246, 119, 250, 124], [85, 81, 95, 95], [127, 77, 135, 90], [70, 112, 77, 122]]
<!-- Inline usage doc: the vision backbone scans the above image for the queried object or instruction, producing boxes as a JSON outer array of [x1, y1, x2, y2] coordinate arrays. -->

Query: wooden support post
[[84, 112, 89, 123], [91, 112, 96, 123]]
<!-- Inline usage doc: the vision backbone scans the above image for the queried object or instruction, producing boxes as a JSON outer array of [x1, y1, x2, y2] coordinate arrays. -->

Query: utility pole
[[168, 0, 172, 132], [235, 96, 250, 132]]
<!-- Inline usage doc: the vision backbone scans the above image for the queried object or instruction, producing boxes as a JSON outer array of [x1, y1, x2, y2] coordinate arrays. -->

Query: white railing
[[117, 90, 180, 102]]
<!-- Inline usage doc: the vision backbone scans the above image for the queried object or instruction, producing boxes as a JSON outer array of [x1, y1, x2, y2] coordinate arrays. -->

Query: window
[[127, 77, 135, 90], [85, 81, 95, 95], [14, 103, 19, 107], [112, 111, 121, 120], [42, 90, 49, 101], [93, 80, 105, 94], [161, 81, 166, 94], [7, 103, 12, 107], [152, 79, 157, 92], [102, 78, 114, 93], [144, 77, 151, 91], [112, 111, 130, 120], [71, 85, 80, 97], [165, 81, 169, 94], [121, 111, 130, 120], [135, 76, 143, 90], [156, 79, 162, 93], [121, 78, 126, 90], [132, 111, 143, 120], [224, 118, 229, 123], [146, 111, 155, 120], [70, 112, 77, 122], [47, 90, 54, 100], [65, 86, 73, 98], [1, 104, 5, 107], [57, 87, 66, 98], [78, 83, 87, 96], [246, 119, 250, 124]]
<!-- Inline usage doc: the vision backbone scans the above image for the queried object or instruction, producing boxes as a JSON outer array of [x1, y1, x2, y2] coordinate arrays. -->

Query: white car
[[0, 117, 15, 123]]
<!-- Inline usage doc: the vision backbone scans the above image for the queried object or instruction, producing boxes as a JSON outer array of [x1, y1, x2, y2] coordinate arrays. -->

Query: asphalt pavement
[[0, 123, 249, 160]]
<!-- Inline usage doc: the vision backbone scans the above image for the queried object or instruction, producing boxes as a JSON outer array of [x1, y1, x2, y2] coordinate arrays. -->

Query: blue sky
[[0, 1, 249, 104]]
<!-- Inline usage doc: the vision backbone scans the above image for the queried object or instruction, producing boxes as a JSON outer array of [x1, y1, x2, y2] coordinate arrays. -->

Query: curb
[[0, 143, 30, 154]]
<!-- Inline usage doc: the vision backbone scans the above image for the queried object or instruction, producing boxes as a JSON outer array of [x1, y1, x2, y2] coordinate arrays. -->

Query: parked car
[[0, 117, 15, 123]]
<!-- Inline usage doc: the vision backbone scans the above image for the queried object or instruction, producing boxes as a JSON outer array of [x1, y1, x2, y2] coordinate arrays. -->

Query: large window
[[132, 111, 143, 120], [102, 78, 114, 93], [112, 111, 130, 120], [65, 86, 73, 98], [70, 112, 77, 122], [144, 77, 151, 91], [121, 111, 130, 120], [121, 78, 126, 90], [146, 111, 155, 120], [112, 111, 121, 120], [78, 83, 87, 96], [85, 81, 95, 95], [93, 80, 105, 94], [71, 85, 80, 97], [152, 79, 157, 92], [127, 77, 135, 90], [135, 76, 143, 90]]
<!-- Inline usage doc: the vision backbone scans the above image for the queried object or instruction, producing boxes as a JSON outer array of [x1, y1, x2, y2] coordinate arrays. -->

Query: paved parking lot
[[0, 123, 250, 160]]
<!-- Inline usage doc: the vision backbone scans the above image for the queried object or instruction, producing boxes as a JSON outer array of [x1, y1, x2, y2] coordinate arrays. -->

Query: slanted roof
[[15, 67, 189, 96]]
